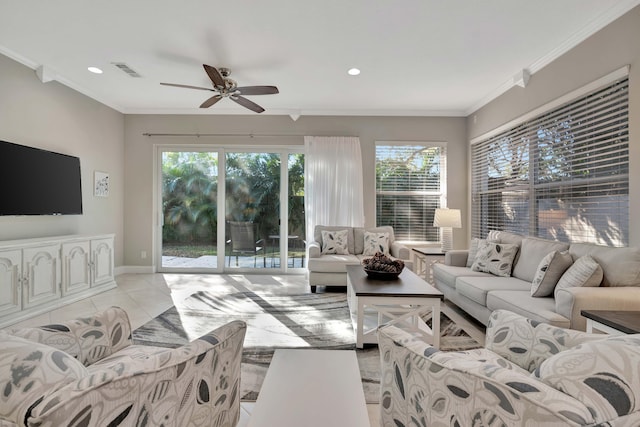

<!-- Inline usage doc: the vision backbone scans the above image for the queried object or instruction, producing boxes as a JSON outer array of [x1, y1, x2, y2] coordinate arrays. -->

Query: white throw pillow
[[530, 250, 573, 297], [321, 229, 349, 254], [362, 231, 390, 256], [471, 241, 519, 277], [466, 238, 486, 268], [554, 255, 603, 298]]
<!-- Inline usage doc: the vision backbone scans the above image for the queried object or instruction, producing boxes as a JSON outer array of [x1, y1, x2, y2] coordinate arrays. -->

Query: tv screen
[[0, 140, 83, 215]]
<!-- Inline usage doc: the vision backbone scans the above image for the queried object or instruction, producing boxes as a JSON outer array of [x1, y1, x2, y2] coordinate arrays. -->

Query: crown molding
[[465, 0, 640, 116]]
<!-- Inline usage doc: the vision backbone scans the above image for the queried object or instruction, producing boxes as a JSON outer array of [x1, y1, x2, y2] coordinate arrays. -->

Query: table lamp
[[433, 208, 461, 252]]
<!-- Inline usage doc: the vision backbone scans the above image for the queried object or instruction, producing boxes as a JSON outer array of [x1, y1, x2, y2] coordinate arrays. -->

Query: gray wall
[[124, 115, 468, 267], [0, 55, 125, 265], [467, 5, 640, 246]]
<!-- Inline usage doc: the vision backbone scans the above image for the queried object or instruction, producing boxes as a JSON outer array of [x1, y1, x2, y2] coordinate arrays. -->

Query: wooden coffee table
[[346, 265, 444, 349]]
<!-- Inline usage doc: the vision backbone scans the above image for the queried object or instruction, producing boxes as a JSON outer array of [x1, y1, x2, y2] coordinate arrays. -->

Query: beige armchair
[[1, 307, 246, 427]]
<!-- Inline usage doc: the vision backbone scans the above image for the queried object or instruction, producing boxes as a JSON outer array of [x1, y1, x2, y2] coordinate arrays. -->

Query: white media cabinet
[[0, 234, 116, 328]]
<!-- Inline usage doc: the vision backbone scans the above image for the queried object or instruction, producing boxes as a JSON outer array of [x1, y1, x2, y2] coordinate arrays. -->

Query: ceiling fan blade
[[200, 95, 223, 108], [160, 82, 214, 91], [203, 64, 225, 88], [231, 95, 265, 113], [234, 86, 279, 96]]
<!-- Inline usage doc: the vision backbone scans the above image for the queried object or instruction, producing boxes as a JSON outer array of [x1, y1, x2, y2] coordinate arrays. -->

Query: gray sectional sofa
[[307, 225, 413, 293], [433, 231, 640, 331]]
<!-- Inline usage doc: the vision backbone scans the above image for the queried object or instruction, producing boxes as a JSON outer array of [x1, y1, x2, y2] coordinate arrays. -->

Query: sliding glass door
[[160, 151, 221, 270], [158, 147, 305, 273], [225, 151, 281, 269]]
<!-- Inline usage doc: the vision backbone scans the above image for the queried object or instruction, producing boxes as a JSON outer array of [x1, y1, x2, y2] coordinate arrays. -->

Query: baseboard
[[115, 265, 155, 275]]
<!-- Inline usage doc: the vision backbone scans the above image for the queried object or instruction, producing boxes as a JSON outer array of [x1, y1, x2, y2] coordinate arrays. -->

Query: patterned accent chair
[[378, 309, 640, 426], [1, 307, 246, 427]]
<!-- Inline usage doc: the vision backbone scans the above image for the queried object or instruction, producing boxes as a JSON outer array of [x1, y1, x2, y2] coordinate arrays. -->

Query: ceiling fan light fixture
[[347, 67, 361, 76], [87, 66, 103, 74], [161, 64, 278, 113]]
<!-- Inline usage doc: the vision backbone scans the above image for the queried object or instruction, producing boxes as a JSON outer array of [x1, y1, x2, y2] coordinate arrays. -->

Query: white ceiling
[[1, 0, 638, 117]]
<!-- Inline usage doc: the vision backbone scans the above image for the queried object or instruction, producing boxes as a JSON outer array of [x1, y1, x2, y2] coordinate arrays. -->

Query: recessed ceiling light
[[348, 68, 361, 76], [87, 66, 103, 74]]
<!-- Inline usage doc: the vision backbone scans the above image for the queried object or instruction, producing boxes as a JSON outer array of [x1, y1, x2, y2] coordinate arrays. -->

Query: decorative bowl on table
[[362, 252, 404, 280]]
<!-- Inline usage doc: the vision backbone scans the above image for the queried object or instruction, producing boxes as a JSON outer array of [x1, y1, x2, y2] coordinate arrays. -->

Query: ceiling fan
[[160, 64, 279, 113]]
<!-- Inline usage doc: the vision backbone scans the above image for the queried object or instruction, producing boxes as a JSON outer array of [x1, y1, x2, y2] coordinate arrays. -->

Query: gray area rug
[[133, 291, 480, 402]]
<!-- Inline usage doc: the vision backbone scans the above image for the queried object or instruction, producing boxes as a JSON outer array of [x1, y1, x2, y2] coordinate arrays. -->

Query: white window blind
[[375, 142, 446, 241], [471, 77, 629, 246]]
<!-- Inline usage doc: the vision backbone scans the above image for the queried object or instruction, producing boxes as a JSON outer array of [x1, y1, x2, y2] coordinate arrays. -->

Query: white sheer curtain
[[304, 136, 365, 243]]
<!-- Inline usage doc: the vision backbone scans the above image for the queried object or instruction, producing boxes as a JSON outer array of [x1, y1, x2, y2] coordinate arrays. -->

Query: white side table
[[581, 310, 640, 335], [411, 247, 445, 282]]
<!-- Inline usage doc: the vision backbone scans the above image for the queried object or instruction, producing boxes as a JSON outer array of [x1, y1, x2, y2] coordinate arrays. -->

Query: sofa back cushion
[[512, 238, 570, 282], [354, 226, 395, 255], [0, 332, 88, 425], [569, 243, 640, 287], [314, 226, 355, 254], [535, 335, 640, 422]]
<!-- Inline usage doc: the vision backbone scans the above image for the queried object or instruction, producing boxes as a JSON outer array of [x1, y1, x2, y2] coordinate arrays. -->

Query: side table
[[581, 310, 640, 335], [411, 247, 445, 282]]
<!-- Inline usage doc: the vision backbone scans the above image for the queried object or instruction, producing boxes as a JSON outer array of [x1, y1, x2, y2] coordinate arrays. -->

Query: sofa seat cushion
[[456, 276, 530, 306], [307, 254, 360, 273], [486, 291, 570, 328], [512, 237, 570, 282], [433, 264, 494, 290]]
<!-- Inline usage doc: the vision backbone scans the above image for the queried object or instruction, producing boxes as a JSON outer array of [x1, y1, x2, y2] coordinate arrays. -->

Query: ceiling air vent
[[112, 62, 141, 78]]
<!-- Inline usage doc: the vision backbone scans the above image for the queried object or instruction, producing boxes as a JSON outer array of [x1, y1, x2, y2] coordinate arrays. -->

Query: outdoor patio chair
[[228, 220, 266, 267]]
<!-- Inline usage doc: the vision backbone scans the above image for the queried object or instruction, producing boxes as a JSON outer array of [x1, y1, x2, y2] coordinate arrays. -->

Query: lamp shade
[[433, 208, 462, 228]]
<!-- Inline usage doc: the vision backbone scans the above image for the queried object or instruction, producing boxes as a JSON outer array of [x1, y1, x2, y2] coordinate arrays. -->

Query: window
[[375, 142, 447, 241], [471, 76, 629, 246]]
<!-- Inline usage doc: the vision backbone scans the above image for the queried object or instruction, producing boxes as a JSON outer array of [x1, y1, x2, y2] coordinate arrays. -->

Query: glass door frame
[[154, 143, 305, 274]]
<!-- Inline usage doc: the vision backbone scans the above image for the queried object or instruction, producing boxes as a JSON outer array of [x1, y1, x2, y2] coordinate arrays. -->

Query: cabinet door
[[0, 249, 22, 317], [91, 238, 114, 287], [62, 241, 91, 295], [23, 244, 61, 309]]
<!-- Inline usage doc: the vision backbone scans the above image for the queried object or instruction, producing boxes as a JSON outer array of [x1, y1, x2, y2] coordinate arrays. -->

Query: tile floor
[[4, 272, 486, 427]]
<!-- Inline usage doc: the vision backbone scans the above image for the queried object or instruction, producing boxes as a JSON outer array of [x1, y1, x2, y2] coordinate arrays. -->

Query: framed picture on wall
[[94, 171, 109, 197]]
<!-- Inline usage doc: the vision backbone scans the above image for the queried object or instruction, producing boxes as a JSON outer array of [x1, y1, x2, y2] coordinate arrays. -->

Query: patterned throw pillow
[[534, 335, 640, 422], [530, 250, 573, 297], [554, 255, 602, 298], [363, 231, 389, 256], [471, 241, 519, 277], [0, 332, 89, 425], [321, 229, 349, 254]]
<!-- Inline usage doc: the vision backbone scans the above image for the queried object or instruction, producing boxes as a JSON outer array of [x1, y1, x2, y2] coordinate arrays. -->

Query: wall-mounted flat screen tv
[[0, 140, 83, 215]]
